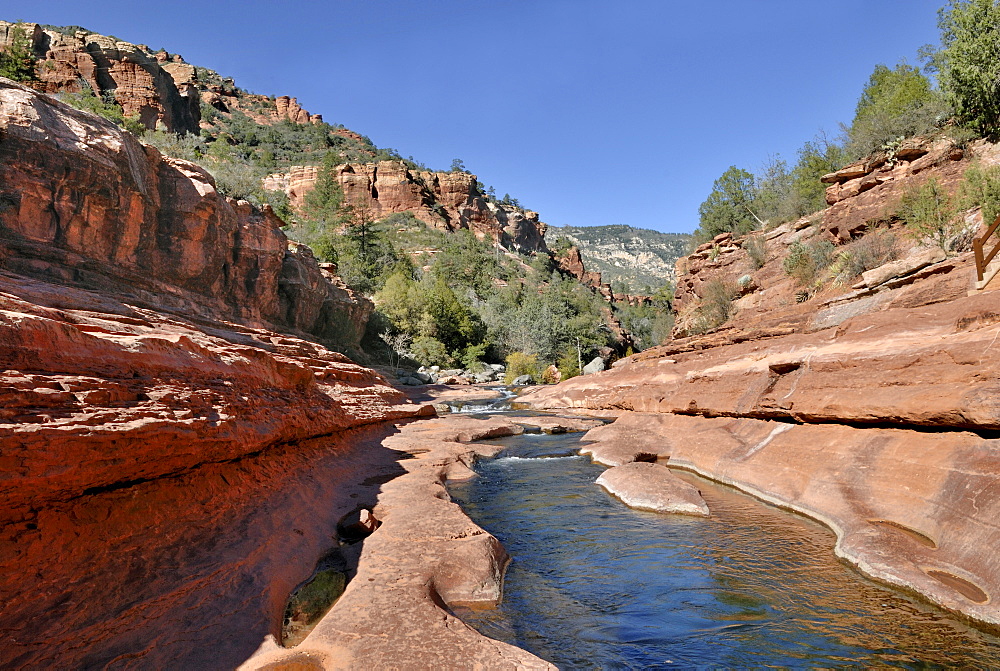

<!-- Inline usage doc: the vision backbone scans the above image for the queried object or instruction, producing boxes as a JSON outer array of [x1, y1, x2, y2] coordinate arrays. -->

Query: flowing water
[[449, 429, 1000, 669]]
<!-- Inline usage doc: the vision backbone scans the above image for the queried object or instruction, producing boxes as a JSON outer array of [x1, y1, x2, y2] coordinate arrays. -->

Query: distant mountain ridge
[[546, 224, 690, 292]]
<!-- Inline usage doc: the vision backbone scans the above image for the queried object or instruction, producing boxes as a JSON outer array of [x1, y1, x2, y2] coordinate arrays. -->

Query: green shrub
[[783, 239, 836, 287], [58, 85, 145, 135], [896, 177, 964, 254], [829, 230, 899, 282], [505, 351, 542, 384], [411, 335, 451, 367], [0, 24, 36, 82], [960, 163, 1000, 229], [937, 0, 1000, 139], [844, 62, 948, 160], [744, 234, 768, 269]]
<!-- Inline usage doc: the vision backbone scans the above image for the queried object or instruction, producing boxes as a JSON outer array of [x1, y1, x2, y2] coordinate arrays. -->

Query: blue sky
[[19, 1, 944, 233]]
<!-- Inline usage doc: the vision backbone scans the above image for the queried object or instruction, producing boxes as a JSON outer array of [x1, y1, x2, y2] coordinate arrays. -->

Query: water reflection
[[450, 431, 1000, 669]]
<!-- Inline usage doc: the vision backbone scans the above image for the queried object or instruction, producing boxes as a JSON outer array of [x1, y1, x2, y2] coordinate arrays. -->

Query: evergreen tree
[[846, 62, 945, 157], [695, 166, 759, 242], [0, 25, 35, 82], [937, 0, 1000, 139]]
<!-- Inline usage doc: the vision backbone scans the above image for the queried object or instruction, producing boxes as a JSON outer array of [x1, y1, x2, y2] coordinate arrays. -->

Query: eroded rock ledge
[[241, 414, 555, 670], [521, 267, 1000, 628]]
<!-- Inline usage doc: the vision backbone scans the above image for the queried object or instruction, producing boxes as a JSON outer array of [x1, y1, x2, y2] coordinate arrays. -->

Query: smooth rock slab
[[596, 462, 710, 516]]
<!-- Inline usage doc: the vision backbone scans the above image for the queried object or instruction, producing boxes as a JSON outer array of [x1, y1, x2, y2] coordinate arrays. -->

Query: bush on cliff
[[960, 163, 1000, 228], [829, 229, 900, 282], [694, 166, 760, 244], [58, 84, 145, 136], [844, 62, 948, 160], [896, 177, 968, 254], [783, 239, 836, 288]]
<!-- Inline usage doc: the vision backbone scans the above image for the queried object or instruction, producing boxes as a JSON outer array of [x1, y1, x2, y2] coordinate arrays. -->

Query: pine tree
[[0, 25, 36, 82]]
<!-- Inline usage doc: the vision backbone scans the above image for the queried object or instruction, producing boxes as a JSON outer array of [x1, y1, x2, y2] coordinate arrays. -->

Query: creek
[[448, 425, 1000, 669]]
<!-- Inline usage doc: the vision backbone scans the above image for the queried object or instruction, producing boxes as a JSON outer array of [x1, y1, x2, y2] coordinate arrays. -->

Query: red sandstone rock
[[517, 131, 1000, 628], [0, 79, 438, 521], [579, 413, 1000, 626], [514, 415, 604, 434], [596, 462, 710, 515], [240, 415, 554, 670], [0, 22, 201, 133], [268, 161, 550, 253]]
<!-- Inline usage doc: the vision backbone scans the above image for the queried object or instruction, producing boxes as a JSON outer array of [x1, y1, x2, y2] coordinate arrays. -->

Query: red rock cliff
[[0, 79, 438, 668], [265, 162, 551, 254]]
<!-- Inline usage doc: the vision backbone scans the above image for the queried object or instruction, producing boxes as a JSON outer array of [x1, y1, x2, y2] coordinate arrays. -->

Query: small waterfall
[[445, 387, 517, 414]]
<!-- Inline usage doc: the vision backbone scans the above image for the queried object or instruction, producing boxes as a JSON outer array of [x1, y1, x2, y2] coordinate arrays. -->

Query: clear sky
[[18, 1, 944, 233]]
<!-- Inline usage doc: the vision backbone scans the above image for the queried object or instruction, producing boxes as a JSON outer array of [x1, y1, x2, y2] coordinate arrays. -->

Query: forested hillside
[[0, 20, 675, 380]]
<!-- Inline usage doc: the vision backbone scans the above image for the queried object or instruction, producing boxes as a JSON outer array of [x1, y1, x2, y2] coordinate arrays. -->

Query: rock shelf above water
[[596, 462, 710, 516]]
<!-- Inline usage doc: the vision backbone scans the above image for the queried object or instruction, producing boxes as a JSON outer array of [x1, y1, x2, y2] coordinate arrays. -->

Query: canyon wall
[[0, 77, 434, 666], [264, 162, 551, 254], [521, 134, 1000, 629], [0, 21, 327, 134]]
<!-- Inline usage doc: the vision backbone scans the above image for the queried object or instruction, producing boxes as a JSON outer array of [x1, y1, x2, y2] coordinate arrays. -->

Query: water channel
[[447, 417, 1000, 668]]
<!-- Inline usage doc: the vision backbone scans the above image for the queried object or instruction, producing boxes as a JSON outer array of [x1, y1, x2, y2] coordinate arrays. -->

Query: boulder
[[858, 247, 947, 289], [474, 370, 498, 383], [512, 374, 533, 385], [596, 462, 710, 516], [583, 356, 606, 375]]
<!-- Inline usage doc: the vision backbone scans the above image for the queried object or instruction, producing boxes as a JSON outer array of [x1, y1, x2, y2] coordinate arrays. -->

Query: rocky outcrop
[[0, 78, 432, 526], [596, 462, 710, 516], [1, 22, 201, 134], [0, 77, 370, 348], [1, 21, 331, 135], [265, 162, 551, 253], [0, 77, 447, 668], [520, 135, 1000, 629], [821, 134, 968, 242], [241, 415, 554, 670]]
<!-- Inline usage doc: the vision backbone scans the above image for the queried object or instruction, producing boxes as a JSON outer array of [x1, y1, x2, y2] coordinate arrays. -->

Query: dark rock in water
[[338, 507, 381, 542]]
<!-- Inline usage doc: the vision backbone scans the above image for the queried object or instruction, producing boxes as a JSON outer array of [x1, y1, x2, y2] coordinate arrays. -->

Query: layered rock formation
[[0, 21, 330, 134], [0, 78, 448, 666], [521, 135, 1000, 629], [264, 162, 551, 253], [1, 21, 201, 133], [242, 415, 554, 670]]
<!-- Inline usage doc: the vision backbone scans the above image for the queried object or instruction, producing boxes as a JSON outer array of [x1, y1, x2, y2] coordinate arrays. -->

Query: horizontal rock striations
[[0, 77, 371, 350], [0, 78, 442, 669], [521, 137, 1000, 628], [265, 161, 550, 254]]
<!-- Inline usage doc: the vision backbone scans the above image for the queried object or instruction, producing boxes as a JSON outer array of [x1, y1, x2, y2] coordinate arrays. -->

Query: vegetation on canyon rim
[[0, 20, 674, 376], [693, 0, 1000, 247], [680, 0, 1000, 328], [2, 0, 997, 362]]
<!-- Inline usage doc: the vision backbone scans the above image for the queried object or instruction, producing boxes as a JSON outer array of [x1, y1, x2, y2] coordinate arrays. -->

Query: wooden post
[[975, 236, 985, 283]]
